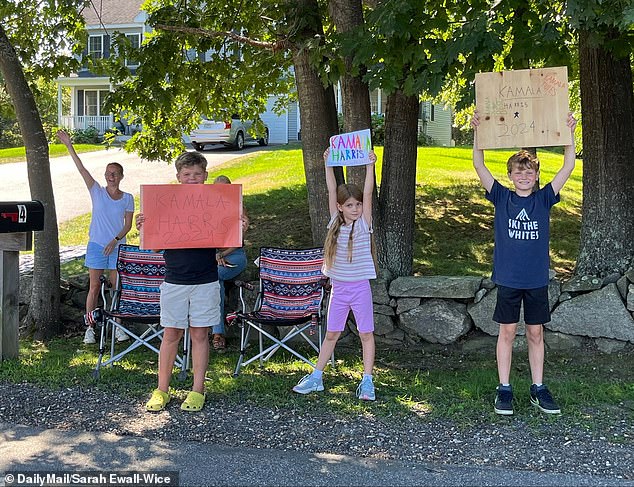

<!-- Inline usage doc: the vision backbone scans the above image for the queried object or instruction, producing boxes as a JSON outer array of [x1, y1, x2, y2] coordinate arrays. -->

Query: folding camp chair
[[92, 244, 189, 380], [232, 247, 332, 377]]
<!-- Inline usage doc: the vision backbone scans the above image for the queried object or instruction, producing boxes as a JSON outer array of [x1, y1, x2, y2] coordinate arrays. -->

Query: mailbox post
[[0, 201, 44, 360]]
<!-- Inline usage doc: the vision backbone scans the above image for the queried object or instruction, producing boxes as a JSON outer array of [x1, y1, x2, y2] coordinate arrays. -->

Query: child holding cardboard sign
[[137, 151, 220, 413], [471, 111, 577, 416], [293, 147, 378, 401]]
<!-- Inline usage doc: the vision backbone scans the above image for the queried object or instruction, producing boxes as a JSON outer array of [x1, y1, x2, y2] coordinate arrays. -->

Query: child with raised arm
[[293, 149, 378, 401], [136, 151, 220, 412], [57, 130, 134, 345], [471, 112, 577, 415]]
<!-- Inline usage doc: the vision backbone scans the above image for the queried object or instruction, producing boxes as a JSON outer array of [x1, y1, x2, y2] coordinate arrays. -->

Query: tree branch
[[154, 24, 292, 52]]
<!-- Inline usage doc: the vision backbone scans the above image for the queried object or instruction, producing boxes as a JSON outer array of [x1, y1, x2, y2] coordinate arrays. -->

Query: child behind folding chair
[[136, 151, 221, 413], [293, 148, 378, 401]]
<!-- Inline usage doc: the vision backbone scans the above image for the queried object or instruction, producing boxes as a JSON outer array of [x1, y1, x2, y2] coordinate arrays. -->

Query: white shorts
[[159, 281, 221, 329]]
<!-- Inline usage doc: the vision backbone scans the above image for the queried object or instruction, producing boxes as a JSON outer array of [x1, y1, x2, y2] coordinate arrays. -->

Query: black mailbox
[[0, 201, 45, 233]]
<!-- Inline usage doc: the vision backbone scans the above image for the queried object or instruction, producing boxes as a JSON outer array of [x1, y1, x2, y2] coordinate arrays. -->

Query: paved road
[[1, 423, 632, 487], [0, 145, 264, 224]]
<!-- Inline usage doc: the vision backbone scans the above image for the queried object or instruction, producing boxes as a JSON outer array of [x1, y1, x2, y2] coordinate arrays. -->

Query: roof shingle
[[81, 0, 145, 26]]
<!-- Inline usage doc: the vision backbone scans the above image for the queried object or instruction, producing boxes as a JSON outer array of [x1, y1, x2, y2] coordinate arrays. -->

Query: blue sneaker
[[494, 385, 513, 415], [530, 384, 561, 414], [356, 377, 376, 401], [293, 374, 324, 395]]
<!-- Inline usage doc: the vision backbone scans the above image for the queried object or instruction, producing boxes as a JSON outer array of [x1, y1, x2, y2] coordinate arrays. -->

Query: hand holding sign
[[326, 129, 372, 167]]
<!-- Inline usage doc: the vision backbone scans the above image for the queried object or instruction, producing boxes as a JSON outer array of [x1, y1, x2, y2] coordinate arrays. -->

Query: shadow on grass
[[415, 182, 581, 278], [4, 337, 633, 431]]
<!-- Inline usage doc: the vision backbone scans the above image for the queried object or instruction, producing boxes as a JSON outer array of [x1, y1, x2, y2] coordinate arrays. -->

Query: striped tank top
[[323, 213, 376, 281]]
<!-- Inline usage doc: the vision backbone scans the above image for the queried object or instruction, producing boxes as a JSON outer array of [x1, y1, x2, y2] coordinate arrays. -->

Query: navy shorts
[[493, 285, 550, 325]]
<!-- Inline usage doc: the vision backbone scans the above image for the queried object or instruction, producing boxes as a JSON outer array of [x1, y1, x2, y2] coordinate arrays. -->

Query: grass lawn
[[5, 143, 615, 432], [57, 143, 583, 279], [0, 143, 106, 164], [2, 336, 632, 430]]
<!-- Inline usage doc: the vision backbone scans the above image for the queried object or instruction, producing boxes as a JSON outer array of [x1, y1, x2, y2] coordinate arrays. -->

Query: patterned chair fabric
[[257, 247, 325, 321], [92, 245, 189, 380], [114, 245, 165, 317], [232, 247, 330, 376]]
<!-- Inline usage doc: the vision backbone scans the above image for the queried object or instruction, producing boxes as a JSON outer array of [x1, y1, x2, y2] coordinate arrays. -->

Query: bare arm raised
[[471, 112, 495, 193], [550, 113, 578, 196], [57, 129, 96, 190], [323, 148, 339, 216]]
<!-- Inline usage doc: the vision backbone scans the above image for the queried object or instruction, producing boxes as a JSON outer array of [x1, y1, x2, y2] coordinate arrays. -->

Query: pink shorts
[[327, 279, 374, 333]]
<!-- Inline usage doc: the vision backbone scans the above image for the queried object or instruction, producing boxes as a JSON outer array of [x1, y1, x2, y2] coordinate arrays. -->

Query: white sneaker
[[83, 327, 96, 344], [292, 373, 324, 394], [115, 327, 129, 342]]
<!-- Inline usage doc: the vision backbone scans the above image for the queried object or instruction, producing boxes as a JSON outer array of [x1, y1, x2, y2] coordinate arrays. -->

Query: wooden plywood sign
[[140, 184, 242, 250], [475, 66, 571, 149]]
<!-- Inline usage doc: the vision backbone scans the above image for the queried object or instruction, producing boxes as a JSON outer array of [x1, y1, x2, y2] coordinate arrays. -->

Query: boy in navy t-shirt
[[472, 112, 577, 415]]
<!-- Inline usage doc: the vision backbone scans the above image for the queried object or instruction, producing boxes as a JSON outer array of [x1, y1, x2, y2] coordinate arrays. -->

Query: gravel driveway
[[0, 380, 632, 482]]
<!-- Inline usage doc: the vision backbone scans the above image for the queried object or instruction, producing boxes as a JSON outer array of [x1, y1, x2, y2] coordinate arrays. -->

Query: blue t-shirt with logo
[[485, 180, 559, 289]]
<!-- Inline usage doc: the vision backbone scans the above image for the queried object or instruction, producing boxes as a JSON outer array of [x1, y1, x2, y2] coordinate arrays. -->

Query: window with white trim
[[88, 35, 103, 60], [84, 90, 110, 117]]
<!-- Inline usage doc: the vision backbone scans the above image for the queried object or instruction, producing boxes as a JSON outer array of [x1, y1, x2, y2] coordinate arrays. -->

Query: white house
[[56, 0, 299, 144], [57, 0, 450, 147]]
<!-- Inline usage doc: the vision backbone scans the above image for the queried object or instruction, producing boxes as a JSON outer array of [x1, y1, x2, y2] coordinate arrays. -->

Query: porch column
[[57, 84, 62, 126]]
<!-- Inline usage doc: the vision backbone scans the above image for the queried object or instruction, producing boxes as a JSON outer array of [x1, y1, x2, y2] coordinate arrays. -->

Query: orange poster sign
[[140, 184, 242, 250]]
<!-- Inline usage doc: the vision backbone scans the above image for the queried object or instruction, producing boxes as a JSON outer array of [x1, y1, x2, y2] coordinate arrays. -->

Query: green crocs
[[146, 389, 170, 412], [181, 391, 206, 412]]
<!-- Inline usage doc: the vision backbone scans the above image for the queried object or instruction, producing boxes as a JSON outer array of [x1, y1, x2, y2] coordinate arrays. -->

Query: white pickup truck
[[189, 115, 269, 151]]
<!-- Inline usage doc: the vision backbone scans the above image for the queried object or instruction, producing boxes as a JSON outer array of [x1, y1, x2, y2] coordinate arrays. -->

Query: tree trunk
[[377, 91, 418, 277], [328, 0, 372, 188], [291, 2, 341, 245], [0, 26, 61, 339], [576, 30, 634, 276]]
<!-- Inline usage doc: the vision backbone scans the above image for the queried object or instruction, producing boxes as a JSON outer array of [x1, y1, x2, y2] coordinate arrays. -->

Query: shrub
[[417, 131, 434, 146], [0, 119, 22, 148], [71, 126, 100, 144], [371, 114, 385, 145], [452, 126, 473, 146]]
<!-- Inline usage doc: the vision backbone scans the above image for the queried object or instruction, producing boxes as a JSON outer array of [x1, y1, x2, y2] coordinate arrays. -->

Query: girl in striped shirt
[[293, 148, 378, 401]]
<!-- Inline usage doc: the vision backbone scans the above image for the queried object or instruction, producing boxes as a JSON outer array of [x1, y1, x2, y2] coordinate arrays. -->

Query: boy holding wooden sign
[[472, 110, 577, 416], [137, 151, 221, 413]]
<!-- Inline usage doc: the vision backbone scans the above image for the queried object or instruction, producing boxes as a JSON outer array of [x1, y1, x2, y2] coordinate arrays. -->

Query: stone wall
[[365, 268, 634, 354], [18, 265, 634, 354]]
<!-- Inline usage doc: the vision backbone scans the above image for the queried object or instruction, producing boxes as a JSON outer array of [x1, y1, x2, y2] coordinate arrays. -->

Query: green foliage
[[0, 118, 21, 148], [417, 132, 434, 147], [451, 125, 473, 147], [567, 0, 634, 56], [1, 0, 85, 78], [371, 114, 385, 146], [103, 0, 295, 162], [1, 2, 85, 147], [102, 127, 122, 149], [70, 126, 100, 144]]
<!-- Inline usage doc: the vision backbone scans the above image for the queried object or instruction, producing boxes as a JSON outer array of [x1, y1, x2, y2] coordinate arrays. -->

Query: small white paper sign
[[327, 129, 372, 167]]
